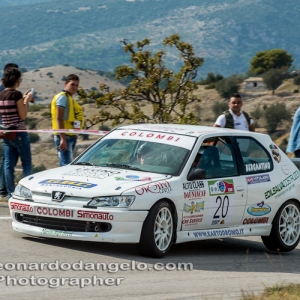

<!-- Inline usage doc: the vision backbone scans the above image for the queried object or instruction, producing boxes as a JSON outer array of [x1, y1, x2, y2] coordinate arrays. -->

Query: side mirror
[[187, 168, 206, 181]]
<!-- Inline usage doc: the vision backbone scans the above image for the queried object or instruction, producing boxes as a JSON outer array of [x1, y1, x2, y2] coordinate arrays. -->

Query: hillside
[[16, 65, 300, 172], [0, 0, 299, 77], [21, 65, 125, 104]]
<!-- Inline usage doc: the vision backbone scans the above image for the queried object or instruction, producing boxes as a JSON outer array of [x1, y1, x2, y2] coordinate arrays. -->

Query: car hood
[[21, 165, 172, 197]]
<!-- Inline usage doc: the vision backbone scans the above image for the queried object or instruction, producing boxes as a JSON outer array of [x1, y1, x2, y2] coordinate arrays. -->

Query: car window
[[195, 137, 238, 179], [235, 137, 273, 174], [75, 138, 190, 175]]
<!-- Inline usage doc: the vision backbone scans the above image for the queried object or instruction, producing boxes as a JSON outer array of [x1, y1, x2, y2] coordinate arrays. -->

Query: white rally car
[[9, 124, 300, 257]]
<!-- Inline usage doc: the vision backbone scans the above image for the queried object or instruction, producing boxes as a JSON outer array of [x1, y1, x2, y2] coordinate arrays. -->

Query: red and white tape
[[0, 129, 109, 136]]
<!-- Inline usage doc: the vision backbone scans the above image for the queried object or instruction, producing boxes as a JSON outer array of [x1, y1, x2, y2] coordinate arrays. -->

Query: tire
[[262, 200, 300, 252], [137, 200, 174, 258]]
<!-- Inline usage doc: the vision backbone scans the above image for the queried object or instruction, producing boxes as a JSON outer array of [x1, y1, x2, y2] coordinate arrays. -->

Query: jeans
[[295, 149, 300, 158], [54, 135, 77, 166], [0, 153, 7, 196], [3, 132, 32, 197]]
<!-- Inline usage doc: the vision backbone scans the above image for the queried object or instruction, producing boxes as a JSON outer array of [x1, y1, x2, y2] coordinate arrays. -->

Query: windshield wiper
[[74, 162, 95, 166], [105, 163, 141, 170]]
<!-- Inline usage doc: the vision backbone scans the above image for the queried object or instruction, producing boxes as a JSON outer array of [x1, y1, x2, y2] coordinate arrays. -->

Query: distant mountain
[[0, 0, 51, 6], [0, 0, 299, 77]]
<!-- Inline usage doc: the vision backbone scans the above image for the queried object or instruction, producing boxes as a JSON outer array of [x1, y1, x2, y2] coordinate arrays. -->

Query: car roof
[[116, 123, 263, 138]]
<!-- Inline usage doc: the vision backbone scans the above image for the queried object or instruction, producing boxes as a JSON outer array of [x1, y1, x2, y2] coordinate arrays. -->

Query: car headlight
[[88, 195, 135, 208], [14, 184, 32, 199]]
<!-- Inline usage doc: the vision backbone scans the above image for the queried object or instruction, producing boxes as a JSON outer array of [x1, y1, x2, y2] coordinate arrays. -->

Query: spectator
[[0, 67, 33, 197], [0, 63, 18, 199], [287, 107, 300, 157], [51, 74, 84, 166], [213, 93, 255, 131]]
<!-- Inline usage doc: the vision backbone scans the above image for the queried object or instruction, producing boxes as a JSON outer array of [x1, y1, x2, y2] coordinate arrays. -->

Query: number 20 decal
[[213, 196, 229, 219]]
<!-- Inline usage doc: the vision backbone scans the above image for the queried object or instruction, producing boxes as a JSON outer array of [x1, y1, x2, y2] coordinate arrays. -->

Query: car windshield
[[74, 138, 191, 175]]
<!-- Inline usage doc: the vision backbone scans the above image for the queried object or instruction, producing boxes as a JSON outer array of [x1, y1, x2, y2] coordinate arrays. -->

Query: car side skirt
[[176, 225, 272, 244]]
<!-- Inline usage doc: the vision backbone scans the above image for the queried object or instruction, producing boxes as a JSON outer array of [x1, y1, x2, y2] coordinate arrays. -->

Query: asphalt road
[[1, 202, 300, 300]]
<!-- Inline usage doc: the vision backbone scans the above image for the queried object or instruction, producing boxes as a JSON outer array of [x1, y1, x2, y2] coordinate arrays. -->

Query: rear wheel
[[137, 200, 174, 258], [262, 200, 300, 252]]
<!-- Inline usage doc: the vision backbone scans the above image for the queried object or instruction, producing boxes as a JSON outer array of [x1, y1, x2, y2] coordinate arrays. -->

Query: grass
[[242, 283, 300, 299]]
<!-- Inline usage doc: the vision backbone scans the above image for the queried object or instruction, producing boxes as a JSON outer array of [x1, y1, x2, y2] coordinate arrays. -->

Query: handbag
[[0, 124, 17, 140]]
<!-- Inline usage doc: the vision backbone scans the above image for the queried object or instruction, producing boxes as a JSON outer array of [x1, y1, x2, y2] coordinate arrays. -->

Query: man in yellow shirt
[[51, 74, 84, 166]]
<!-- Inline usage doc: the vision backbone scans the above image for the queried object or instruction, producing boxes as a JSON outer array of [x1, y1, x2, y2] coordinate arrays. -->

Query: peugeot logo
[[51, 191, 66, 202]]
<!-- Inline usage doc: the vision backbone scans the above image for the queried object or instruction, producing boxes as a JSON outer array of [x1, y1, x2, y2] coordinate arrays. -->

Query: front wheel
[[137, 200, 174, 258], [262, 200, 300, 252]]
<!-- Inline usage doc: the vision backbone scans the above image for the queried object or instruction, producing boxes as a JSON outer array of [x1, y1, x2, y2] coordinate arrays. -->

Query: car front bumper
[[9, 199, 148, 243]]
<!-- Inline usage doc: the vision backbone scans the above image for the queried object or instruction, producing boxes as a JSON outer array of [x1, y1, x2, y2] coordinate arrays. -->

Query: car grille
[[15, 213, 112, 232]]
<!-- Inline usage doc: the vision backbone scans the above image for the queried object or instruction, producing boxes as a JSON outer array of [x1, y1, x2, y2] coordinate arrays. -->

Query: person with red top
[[0, 63, 19, 199], [0, 67, 33, 197]]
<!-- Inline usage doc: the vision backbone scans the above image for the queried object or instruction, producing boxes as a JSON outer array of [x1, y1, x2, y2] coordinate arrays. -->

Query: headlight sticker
[[39, 179, 97, 189]]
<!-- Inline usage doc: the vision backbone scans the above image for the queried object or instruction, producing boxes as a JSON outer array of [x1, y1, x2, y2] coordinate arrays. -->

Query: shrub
[[28, 104, 43, 112], [79, 134, 89, 140], [99, 125, 111, 131], [193, 104, 201, 122], [204, 82, 216, 89], [263, 103, 291, 134], [250, 107, 262, 120], [279, 138, 288, 152], [25, 117, 38, 129], [41, 111, 51, 118], [29, 133, 40, 143], [293, 75, 300, 86], [33, 164, 46, 173], [211, 101, 228, 119], [215, 75, 240, 99]]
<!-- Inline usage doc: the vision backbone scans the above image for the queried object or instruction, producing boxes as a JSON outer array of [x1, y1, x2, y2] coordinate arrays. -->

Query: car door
[[234, 136, 274, 225], [182, 136, 247, 230]]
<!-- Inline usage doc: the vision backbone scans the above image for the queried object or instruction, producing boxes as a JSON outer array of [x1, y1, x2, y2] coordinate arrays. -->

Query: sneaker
[[0, 195, 9, 202]]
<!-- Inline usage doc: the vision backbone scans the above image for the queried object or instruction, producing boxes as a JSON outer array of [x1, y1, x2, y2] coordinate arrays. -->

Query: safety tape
[[0, 129, 109, 136]]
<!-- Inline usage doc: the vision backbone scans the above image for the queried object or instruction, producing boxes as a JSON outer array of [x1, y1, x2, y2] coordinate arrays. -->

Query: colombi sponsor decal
[[243, 217, 269, 224], [208, 179, 234, 196]]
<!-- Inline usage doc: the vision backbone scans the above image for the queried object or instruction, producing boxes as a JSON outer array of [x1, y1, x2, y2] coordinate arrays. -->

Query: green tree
[[249, 49, 293, 75], [199, 72, 223, 85], [263, 103, 290, 134], [215, 75, 241, 99], [262, 69, 283, 95], [77, 34, 204, 126]]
